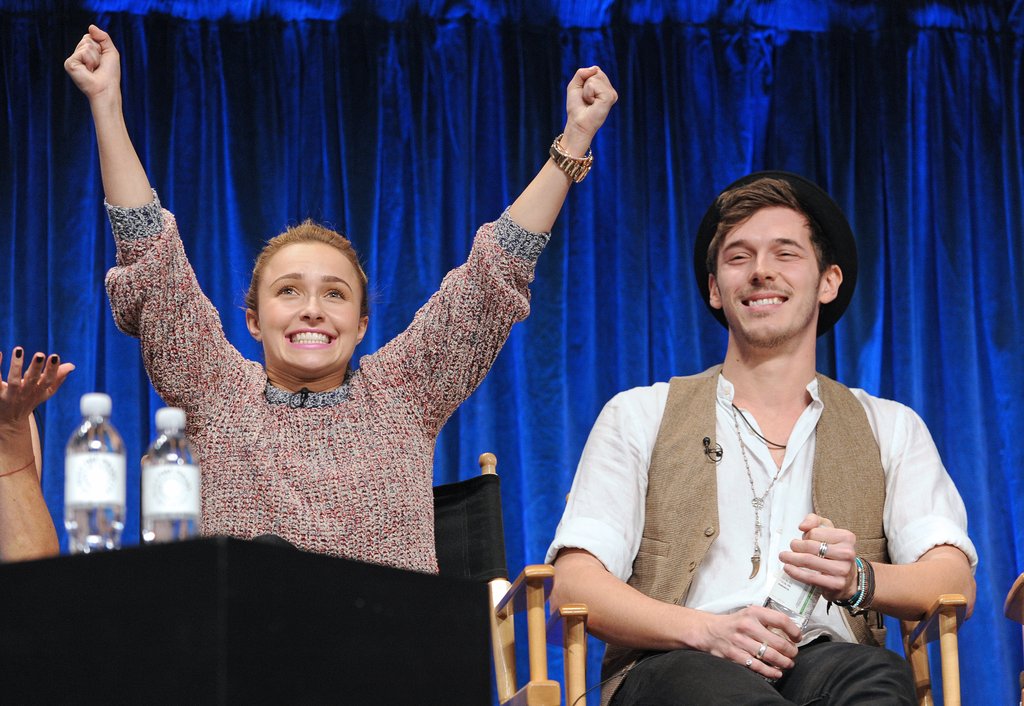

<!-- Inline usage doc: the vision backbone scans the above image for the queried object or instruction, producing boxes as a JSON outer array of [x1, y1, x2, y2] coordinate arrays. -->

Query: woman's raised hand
[[64, 24, 121, 103], [64, 25, 153, 207], [560, 66, 618, 155], [0, 348, 75, 431]]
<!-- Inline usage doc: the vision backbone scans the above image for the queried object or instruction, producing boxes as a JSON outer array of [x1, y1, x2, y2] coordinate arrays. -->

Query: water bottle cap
[[155, 407, 186, 431], [80, 392, 112, 417]]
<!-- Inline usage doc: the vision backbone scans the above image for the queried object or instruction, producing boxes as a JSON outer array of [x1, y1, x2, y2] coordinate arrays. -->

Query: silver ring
[[755, 642, 768, 660], [817, 541, 829, 558], [744, 658, 753, 667]]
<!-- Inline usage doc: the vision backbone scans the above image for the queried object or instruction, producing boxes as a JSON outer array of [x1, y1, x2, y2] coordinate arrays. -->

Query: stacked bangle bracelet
[[832, 556, 876, 616]]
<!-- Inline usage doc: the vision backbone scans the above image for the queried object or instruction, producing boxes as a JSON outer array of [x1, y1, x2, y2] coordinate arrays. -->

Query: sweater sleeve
[[358, 210, 549, 435], [103, 192, 251, 417]]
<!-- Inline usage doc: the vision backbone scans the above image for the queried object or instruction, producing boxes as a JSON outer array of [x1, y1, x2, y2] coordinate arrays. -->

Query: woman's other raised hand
[[64, 25, 122, 104], [560, 66, 618, 157]]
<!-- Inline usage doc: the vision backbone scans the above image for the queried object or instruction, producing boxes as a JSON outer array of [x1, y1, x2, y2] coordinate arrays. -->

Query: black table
[[0, 537, 490, 704]]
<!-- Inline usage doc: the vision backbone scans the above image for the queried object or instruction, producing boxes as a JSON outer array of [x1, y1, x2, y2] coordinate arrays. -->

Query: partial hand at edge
[[0, 348, 75, 434]]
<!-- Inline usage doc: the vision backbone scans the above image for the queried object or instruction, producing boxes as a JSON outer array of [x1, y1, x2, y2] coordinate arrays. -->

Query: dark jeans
[[610, 639, 915, 706]]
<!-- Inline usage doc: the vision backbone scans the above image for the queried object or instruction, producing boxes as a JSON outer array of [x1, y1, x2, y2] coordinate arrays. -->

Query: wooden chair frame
[[901, 594, 968, 706], [479, 454, 589, 706]]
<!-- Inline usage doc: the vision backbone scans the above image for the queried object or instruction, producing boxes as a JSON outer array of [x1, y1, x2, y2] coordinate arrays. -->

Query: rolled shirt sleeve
[[545, 384, 668, 580], [855, 390, 979, 570]]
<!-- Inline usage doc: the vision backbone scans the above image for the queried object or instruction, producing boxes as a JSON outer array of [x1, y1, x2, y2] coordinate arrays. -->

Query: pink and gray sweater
[[105, 193, 548, 573]]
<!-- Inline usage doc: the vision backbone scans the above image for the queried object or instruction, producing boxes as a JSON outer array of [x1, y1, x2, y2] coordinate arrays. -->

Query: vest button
[[704, 527, 715, 537], [688, 561, 696, 571]]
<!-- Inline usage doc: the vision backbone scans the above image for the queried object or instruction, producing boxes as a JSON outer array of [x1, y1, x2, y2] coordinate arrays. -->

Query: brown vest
[[600, 368, 890, 706]]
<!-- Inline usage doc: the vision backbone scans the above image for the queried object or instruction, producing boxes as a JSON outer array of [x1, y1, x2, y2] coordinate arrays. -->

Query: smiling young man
[[547, 172, 977, 705]]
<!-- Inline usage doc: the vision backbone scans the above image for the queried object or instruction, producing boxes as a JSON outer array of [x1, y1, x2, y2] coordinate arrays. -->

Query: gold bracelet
[[549, 134, 594, 183]]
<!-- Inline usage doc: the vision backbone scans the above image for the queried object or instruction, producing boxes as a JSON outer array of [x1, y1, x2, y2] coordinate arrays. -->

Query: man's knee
[[611, 650, 787, 706], [838, 643, 913, 684], [788, 641, 915, 705]]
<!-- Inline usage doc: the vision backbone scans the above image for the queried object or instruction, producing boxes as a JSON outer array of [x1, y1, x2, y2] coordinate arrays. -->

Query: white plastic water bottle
[[141, 407, 200, 543], [764, 572, 822, 629], [64, 393, 127, 553]]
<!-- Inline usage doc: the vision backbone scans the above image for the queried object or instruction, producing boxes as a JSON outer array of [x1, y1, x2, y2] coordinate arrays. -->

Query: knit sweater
[[104, 193, 548, 573]]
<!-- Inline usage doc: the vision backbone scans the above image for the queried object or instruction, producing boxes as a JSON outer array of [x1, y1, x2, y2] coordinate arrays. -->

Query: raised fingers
[[24, 351, 47, 380], [5, 346, 25, 383], [46, 359, 76, 398], [1, 349, 74, 404], [39, 354, 60, 388]]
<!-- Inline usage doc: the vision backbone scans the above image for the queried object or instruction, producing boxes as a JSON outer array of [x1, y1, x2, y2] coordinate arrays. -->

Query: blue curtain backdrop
[[2, 1, 1022, 703]]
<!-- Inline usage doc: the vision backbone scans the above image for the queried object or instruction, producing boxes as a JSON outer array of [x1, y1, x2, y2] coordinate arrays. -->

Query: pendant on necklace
[[749, 554, 761, 579]]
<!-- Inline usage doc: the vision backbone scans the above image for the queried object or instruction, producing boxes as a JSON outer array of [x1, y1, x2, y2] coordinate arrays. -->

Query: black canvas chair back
[[432, 455, 590, 706], [433, 473, 508, 583]]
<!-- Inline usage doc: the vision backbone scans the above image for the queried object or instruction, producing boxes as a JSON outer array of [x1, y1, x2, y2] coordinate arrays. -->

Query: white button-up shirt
[[546, 374, 978, 642]]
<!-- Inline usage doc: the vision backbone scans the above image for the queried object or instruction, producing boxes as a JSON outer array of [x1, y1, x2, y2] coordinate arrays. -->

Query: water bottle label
[[142, 463, 200, 515], [767, 573, 818, 619], [65, 453, 127, 506]]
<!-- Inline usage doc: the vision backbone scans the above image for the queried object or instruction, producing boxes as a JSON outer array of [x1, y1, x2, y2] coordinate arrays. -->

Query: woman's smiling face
[[245, 241, 368, 392]]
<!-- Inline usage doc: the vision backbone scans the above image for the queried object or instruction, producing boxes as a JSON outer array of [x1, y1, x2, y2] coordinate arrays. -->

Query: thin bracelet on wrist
[[0, 459, 35, 479]]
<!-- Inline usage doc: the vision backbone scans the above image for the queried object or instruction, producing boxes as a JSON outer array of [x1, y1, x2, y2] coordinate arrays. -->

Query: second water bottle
[[141, 407, 201, 543]]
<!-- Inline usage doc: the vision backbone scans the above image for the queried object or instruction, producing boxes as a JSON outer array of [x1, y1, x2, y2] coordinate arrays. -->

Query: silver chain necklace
[[731, 405, 785, 579]]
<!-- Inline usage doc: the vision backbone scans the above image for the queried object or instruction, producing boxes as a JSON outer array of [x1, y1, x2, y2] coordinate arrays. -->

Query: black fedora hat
[[692, 170, 857, 337]]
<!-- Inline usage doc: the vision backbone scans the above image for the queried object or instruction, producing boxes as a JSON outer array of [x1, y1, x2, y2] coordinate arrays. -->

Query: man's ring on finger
[[755, 642, 768, 660], [744, 657, 754, 667], [817, 541, 829, 558]]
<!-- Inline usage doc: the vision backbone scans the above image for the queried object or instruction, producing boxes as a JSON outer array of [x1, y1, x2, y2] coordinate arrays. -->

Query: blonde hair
[[246, 220, 369, 317]]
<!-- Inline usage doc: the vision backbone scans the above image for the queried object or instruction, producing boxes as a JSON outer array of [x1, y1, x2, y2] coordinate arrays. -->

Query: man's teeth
[[748, 297, 783, 306], [291, 332, 330, 344]]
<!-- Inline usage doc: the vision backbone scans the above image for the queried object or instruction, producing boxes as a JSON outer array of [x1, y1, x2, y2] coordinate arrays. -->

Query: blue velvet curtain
[[2, 2, 1022, 703]]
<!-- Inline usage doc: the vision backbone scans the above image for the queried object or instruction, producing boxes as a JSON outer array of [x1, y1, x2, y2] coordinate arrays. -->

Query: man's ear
[[818, 265, 843, 305], [708, 273, 723, 310], [245, 308, 262, 341]]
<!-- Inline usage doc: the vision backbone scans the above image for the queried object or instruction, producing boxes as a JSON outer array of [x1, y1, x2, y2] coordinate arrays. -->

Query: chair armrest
[[906, 594, 967, 647], [546, 603, 588, 645], [547, 605, 589, 706], [493, 567, 588, 706], [494, 565, 556, 687], [495, 564, 555, 618]]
